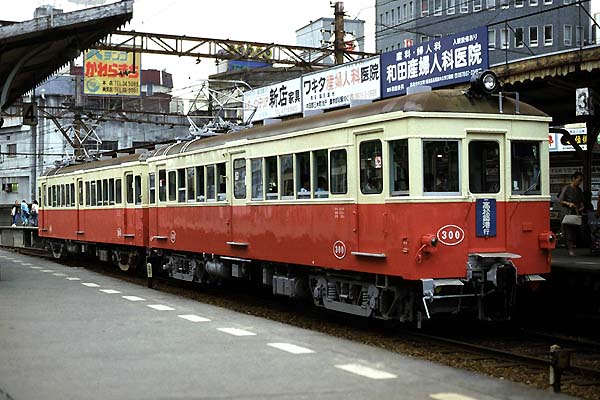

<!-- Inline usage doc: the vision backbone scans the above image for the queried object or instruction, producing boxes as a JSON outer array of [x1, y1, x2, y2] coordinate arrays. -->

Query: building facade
[[375, 0, 593, 65]]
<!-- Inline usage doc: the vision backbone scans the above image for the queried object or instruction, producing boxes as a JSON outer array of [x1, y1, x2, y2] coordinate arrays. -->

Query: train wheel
[[49, 241, 64, 259], [113, 250, 135, 272]]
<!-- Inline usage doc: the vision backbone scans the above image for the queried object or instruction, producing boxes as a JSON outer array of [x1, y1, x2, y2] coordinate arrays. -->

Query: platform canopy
[[0, 0, 134, 111]]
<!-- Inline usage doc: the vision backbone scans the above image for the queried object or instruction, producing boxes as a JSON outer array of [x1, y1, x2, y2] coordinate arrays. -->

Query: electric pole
[[334, 2, 345, 65]]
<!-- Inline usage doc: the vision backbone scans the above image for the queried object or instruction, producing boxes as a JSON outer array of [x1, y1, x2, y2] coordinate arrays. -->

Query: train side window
[[390, 139, 409, 196], [167, 171, 176, 202], [52, 185, 57, 207], [70, 183, 75, 207], [126, 174, 134, 204], [103, 179, 109, 206], [148, 173, 156, 204], [85, 182, 90, 206], [330, 149, 348, 195], [134, 175, 142, 205], [115, 178, 122, 204], [158, 169, 166, 202], [78, 181, 83, 206], [360, 140, 383, 195], [206, 165, 216, 201], [423, 140, 460, 195], [217, 163, 227, 201], [195, 166, 205, 202], [64, 184, 69, 207], [109, 178, 115, 205], [96, 179, 102, 206], [62, 184, 67, 207], [251, 159, 264, 201], [296, 152, 310, 199], [280, 155, 294, 199], [233, 159, 246, 199], [511, 141, 541, 195], [177, 168, 186, 203], [90, 181, 97, 206], [187, 167, 195, 202], [46, 186, 50, 207], [469, 141, 500, 194], [313, 149, 329, 198], [265, 156, 278, 200]]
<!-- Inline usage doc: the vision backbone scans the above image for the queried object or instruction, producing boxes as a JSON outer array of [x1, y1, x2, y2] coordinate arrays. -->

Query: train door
[[40, 183, 48, 231], [230, 155, 247, 247], [466, 135, 504, 247], [123, 171, 134, 237], [76, 178, 85, 236], [355, 135, 387, 257]]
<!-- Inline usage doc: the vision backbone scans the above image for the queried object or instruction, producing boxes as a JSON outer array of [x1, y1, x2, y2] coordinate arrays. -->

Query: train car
[[38, 73, 555, 323]]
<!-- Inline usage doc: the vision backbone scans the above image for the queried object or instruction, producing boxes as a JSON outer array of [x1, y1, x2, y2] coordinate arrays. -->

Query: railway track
[[3, 247, 600, 399]]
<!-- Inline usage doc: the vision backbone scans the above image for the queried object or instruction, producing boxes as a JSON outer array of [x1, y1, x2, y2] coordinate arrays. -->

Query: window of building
[[390, 139, 409, 196], [385, 11, 389, 25], [158, 169, 166, 202], [217, 163, 227, 201], [576, 26, 583, 46], [409, 1, 414, 18], [296, 152, 310, 199], [233, 159, 246, 199], [379, 13, 383, 30], [186, 167, 195, 201], [515, 27, 524, 48], [434, 0, 442, 14], [149, 173, 156, 204], [447, 0, 456, 14], [469, 141, 500, 193], [515, 0, 523, 6], [511, 141, 541, 195], [265, 156, 278, 200], [473, 0, 482, 11], [251, 159, 263, 201], [460, 0, 469, 12], [134, 175, 141, 205], [391, 8, 395, 24], [500, 0, 509, 8], [195, 166, 205, 201], [530, 26, 538, 46], [501, 28, 509, 49], [423, 140, 460, 194], [403, 4, 408, 20], [422, 0, 429, 15], [330, 149, 347, 195], [313, 150, 329, 198], [544, 24, 553, 46], [530, 0, 538, 5], [543, 0, 552, 4], [206, 165, 216, 201], [486, 0, 495, 10], [563, 0, 572, 3], [564, 25, 572, 45], [7, 143, 16, 158], [177, 168, 186, 203], [421, 35, 429, 43], [115, 178, 122, 204], [360, 140, 383, 195], [280, 155, 294, 199], [488, 29, 496, 49]]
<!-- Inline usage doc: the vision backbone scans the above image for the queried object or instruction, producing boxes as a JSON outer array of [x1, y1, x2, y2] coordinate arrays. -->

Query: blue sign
[[228, 60, 270, 71], [380, 27, 488, 98], [476, 198, 496, 237]]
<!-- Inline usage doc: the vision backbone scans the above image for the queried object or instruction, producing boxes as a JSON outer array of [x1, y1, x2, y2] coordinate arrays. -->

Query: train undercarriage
[[45, 239, 543, 324]]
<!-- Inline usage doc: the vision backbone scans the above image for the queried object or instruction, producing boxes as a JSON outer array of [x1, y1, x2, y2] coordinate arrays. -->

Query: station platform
[[552, 247, 600, 272], [0, 249, 574, 400]]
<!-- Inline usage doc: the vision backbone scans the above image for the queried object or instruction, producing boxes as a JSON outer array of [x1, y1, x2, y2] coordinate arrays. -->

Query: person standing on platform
[[10, 200, 19, 227], [20, 199, 29, 226], [558, 171, 584, 256], [30, 200, 39, 227]]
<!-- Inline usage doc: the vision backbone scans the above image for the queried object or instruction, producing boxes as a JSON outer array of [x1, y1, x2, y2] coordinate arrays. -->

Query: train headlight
[[420, 234, 438, 254], [538, 232, 556, 249], [469, 70, 501, 96]]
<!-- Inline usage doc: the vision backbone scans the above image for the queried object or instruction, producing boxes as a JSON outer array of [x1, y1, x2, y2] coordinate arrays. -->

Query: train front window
[[149, 173, 156, 204], [390, 139, 409, 196], [195, 166, 205, 202], [360, 140, 383, 195], [233, 159, 246, 200], [313, 150, 329, 198], [280, 155, 294, 199], [177, 168, 186, 203], [167, 171, 176, 202], [469, 141, 500, 194], [127, 174, 135, 204], [216, 163, 227, 201], [330, 149, 348, 195], [265, 156, 278, 200], [85, 182, 90, 206], [134, 175, 142, 205], [115, 178, 122, 204], [109, 178, 115, 205], [187, 167, 195, 201], [511, 141, 541, 195], [296, 152, 310, 199], [158, 169, 166, 202], [251, 159, 263, 201], [206, 165, 216, 201], [423, 140, 460, 195]]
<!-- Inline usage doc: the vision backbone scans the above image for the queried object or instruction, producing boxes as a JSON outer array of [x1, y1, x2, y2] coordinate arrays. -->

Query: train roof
[[42, 89, 548, 177]]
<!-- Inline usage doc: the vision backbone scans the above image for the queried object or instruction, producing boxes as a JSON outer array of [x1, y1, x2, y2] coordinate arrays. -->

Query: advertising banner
[[243, 78, 302, 122], [302, 56, 380, 112], [549, 127, 587, 152], [381, 27, 488, 98], [83, 49, 141, 96]]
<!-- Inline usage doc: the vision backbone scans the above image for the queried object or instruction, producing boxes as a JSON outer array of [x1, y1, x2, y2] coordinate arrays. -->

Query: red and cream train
[[38, 77, 555, 323]]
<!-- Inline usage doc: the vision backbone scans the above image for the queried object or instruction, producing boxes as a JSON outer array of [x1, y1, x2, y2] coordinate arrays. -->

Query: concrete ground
[[0, 249, 576, 400]]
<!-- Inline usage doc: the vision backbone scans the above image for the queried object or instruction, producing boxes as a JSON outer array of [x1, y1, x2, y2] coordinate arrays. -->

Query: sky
[[4, 0, 376, 94]]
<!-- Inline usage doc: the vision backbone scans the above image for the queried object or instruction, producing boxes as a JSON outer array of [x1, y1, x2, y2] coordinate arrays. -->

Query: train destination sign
[[83, 49, 141, 96], [380, 27, 488, 98], [243, 78, 302, 122], [302, 56, 380, 112]]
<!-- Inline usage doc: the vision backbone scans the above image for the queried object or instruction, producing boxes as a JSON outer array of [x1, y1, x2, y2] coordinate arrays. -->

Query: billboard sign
[[302, 56, 380, 112], [83, 49, 141, 96], [549, 127, 587, 152], [243, 78, 302, 122], [381, 27, 488, 98]]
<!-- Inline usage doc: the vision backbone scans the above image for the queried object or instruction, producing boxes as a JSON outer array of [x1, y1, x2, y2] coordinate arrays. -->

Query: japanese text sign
[[381, 27, 488, 98], [243, 78, 302, 122], [302, 56, 380, 112], [83, 49, 141, 96], [476, 198, 496, 237]]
